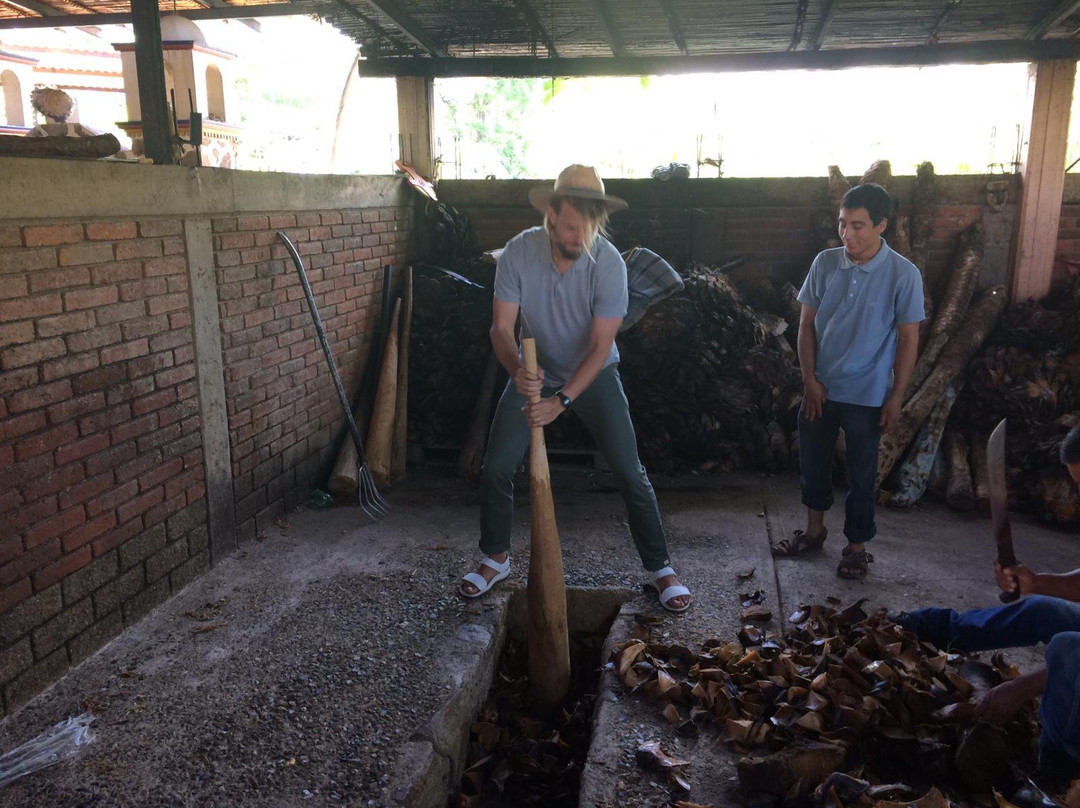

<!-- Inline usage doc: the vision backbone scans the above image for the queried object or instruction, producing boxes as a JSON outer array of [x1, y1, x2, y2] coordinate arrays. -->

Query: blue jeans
[[798, 399, 881, 543], [903, 596, 1080, 771], [479, 364, 670, 572]]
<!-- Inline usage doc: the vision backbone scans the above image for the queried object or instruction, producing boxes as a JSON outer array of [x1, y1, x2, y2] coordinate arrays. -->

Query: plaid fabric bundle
[[620, 247, 684, 332]]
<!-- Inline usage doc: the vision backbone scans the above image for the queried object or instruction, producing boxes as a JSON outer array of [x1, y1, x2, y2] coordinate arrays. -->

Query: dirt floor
[[0, 466, 1075, 807]]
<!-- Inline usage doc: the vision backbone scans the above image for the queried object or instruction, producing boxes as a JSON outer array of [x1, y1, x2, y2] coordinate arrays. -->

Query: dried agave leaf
[[657, 669, 678, 696], [790, 606, 811, 624], [670, 769, 693, 791], [740, 590, 766, 607], [945, 670, 975, 699], [673, 801, 714, 808], [739, 625, 765, 646], [636, 740, 690, 769], [616, 641, 646, 676], [932, 701, 976, 723], [662, 702, 682, 725], [795, 711, 825, 732], [873, 786, 951, 808], [741, 605, 773, 622]]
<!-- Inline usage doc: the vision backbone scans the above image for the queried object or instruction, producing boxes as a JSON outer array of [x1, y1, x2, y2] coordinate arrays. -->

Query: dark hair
[[841, 183, 892, 225], [1061, 423, 1080, 465]]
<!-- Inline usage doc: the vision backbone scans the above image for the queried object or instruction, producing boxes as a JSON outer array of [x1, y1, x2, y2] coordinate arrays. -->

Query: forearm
[[490, 323, 522, 377], [1032, 569, 1080, 601], [560, 343, 610, 400], [890, 330, 919, 400], [1009, 668, 1048, 701], [797, 325, 817, 384]]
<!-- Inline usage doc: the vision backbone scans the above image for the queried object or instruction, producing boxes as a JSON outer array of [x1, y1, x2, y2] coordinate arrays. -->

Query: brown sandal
[[771, 528, 827, 558], [837, 550, 873, 579]]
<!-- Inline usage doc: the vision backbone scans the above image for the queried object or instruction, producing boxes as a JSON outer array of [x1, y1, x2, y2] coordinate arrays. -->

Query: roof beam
[[2, 0, 64, 15], [511, 0, 557, 58], [0, 2, 312, 29], [1026, 0, 1080, 40], [360, 0, 447, 58], [358, 37, 1080, 78], [788, 0, 809, 52], [927, 0, 962, 45], [589, 0, 625, 58], [659, 0, 688, 56], [810, 0, 840, 51]]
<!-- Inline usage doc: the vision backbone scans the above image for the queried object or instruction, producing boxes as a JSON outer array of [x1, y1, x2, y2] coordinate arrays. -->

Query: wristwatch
[[554, 389, 572, 409]]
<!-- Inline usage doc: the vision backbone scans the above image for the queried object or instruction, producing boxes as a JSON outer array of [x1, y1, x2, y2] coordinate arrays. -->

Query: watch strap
[[554, 389, 572, 409]]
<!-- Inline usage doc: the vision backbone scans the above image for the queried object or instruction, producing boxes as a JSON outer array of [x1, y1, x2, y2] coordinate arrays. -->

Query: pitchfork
[[278, 232, 389, 520]]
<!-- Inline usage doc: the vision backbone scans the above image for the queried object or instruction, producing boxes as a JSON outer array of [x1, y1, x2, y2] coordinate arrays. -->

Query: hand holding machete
[[988, 419, 1021, 603]]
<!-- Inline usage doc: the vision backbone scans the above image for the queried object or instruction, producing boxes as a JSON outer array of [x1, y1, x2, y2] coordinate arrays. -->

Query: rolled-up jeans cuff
[[801, 495, 833, 512]]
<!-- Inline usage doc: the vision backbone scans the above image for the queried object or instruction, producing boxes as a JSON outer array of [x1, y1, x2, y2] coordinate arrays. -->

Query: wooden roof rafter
[[2, 0, 63, 16], [360, 0, 447, 58], [1027, 0, 1080, 40], [589, 0, 625, 59], [0, 2, 312, 29], [927, 0, 963, 45], [788, 0, 809, 52], [659, 0, 688, 57], [510, 0, 557, 58], [811, 0, 840, 51]]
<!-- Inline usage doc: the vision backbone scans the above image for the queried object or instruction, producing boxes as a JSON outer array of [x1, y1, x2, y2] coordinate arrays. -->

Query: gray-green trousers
[[479, 363, 670, 572]]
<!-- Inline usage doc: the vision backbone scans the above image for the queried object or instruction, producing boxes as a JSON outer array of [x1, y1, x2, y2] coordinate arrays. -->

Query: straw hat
[[528, 164, 628, 214]]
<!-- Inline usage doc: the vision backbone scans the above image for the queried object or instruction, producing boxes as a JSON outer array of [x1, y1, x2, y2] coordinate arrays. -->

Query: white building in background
[[0, 32, 126, 138], [114, 14, 241, 167]]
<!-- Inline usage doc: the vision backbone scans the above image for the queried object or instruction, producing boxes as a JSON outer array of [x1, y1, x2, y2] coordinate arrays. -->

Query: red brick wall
[[0, 203, 410, 715], [0, 218, 208, 711], [214, 208, 408, 542]]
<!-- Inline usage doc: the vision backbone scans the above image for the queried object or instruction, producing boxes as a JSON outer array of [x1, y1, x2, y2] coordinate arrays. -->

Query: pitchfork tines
[[358, 465, 390, 520], [277, 230, 389, 521]]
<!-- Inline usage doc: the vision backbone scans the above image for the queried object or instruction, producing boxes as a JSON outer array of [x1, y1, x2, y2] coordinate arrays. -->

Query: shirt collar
[[839, 238, 891, 273]]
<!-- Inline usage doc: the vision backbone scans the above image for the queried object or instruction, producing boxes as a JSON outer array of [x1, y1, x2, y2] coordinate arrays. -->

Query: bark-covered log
[[0, 132, 120, 159], [892, 214, 911, 257], [910, 162, 939, 353], [827, 165, 850, 217], [877, 286, 1008, 487], [945, 431, 976, 512], [859, 159, 891, 189], [970, 431, 991, 515], [884, 382, 960, 508], [906, 223, 984, 401]]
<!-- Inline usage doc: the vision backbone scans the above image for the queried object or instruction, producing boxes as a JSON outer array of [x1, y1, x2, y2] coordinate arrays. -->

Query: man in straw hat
[[458, 164, 691, 613]]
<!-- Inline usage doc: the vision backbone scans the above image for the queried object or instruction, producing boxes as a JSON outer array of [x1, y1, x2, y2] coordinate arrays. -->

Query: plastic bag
[[0, 712, 95, 788]]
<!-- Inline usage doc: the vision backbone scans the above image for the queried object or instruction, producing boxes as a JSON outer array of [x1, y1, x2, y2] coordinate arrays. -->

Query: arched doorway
[[1, 70, 23, 126], [206, 64, 225, 121]]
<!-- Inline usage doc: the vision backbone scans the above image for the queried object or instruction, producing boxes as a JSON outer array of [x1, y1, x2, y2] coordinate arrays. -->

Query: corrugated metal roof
[[2, 0, 1079, 75]]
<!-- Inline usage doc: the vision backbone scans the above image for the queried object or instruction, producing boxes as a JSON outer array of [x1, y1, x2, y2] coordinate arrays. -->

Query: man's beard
[[555, 241, 581, 260]]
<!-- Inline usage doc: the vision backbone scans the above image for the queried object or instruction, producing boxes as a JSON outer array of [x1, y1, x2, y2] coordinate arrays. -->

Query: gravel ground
[[2, 468, 1073, 807]]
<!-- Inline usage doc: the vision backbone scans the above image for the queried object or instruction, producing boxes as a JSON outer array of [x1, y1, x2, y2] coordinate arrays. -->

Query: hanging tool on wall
[[278, 231, 389, 520]]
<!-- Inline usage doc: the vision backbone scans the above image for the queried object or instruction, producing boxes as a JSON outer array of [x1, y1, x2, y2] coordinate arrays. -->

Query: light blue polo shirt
[[494, 226, 627, 388], [797, 239, 924, 407]]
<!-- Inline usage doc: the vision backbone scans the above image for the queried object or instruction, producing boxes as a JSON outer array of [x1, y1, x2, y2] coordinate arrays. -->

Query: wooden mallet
[[521, 338, 570, 707]]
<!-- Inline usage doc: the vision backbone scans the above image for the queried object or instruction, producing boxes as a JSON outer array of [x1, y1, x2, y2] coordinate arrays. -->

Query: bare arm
[[997, 560, 1080, 602], [974, 668, 1047, 724], [491, 298, 542, 399], [524, 315, 621, 428], [798, 304, 826, 420], [880, 321, 920, 431]]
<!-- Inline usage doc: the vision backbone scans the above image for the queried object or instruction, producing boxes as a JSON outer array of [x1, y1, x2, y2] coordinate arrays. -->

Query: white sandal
[[646, 566, 692, 613], [459, 555, 511, 598]]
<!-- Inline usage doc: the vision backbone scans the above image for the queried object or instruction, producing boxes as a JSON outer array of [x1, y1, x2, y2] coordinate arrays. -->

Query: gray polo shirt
[[494, 226, 627, 388]]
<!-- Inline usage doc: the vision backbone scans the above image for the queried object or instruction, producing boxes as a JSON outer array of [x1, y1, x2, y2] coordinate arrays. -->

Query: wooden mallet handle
[[521, 338, 570, 707]]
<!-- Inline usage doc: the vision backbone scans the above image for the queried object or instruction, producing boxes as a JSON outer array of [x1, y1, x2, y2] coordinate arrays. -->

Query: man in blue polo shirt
[[771, 183, 924, 579], [457, 164, 691, 613]]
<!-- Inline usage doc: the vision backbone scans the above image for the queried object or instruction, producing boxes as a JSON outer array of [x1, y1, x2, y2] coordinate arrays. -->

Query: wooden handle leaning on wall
[[390, 267, 413, 483], [367, 298, 402, 488], [521, 338, 570, 708]]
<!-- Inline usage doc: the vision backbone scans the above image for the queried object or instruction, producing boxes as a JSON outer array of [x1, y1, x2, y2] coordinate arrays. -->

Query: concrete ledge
[[0, 157, 411, 221]]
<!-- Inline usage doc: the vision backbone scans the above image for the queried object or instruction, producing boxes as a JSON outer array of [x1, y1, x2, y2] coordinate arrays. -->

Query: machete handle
[[999, 588, 1021, 603]]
